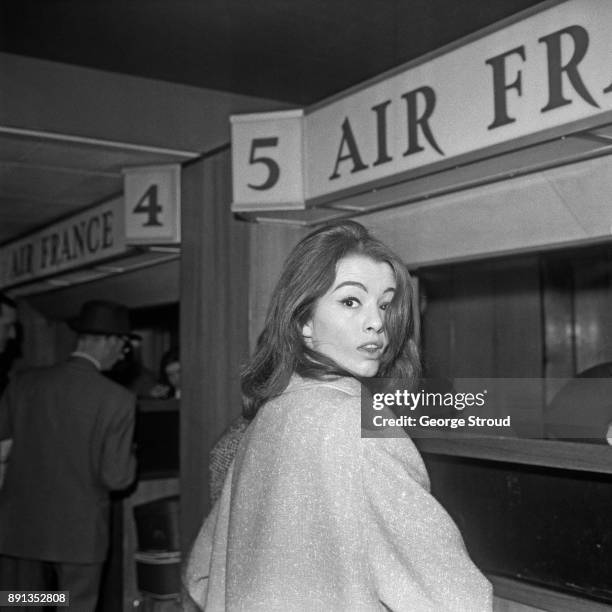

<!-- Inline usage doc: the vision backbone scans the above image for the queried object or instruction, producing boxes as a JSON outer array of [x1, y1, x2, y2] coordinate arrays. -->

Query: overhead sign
[[0, 197, 125, 290], [231, 0, 612, 211], [231, 110, 304, 211], [124, 164, 181, 243]]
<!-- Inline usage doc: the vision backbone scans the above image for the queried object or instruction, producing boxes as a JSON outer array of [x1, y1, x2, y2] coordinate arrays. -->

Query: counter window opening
[[414, 242, 612, 446]]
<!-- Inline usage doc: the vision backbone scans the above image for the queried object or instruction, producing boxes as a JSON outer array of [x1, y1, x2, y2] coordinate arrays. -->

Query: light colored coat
[[186, 375, 492, 611]]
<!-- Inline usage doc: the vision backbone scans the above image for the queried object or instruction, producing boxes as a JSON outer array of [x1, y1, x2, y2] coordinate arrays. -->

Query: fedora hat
[[71, 300, 139, 339]]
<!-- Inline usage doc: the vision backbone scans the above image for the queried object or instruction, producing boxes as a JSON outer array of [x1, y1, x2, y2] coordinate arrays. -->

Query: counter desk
[[99, 399, 180, 612], [415, 436, 612, 611]]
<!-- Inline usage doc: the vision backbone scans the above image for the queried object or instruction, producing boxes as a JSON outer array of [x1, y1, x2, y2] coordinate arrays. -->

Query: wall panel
[[180, 149, 250, 550], [248, 223, 308, 350]]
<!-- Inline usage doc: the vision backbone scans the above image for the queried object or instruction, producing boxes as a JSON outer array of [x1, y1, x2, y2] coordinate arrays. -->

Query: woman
[[150, 347, 181, 399], [185, 220, 492, 611]]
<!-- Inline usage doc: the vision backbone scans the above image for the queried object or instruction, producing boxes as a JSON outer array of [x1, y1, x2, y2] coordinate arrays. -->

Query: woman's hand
[[149, 383, 172, 398]]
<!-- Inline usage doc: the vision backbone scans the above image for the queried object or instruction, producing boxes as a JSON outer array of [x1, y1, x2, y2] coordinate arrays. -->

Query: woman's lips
[[358, 342, 384, 356]]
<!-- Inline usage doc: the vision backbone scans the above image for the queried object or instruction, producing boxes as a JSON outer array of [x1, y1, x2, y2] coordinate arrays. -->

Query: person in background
[[0, 294, 19, 491], [106, 335, 158, 398], [0, 300, 137, 611], [151, 347, 181, 399], [0, 294, 19, 396], [185, 220, 491, 611]]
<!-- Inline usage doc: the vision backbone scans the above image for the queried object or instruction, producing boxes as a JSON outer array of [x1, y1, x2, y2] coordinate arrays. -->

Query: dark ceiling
[[1, 0, 547, 105]]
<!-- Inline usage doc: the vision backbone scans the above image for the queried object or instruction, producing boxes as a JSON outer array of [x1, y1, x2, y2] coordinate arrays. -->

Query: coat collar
[[285, 373, 362, 397], [67, 353, 102, 372]]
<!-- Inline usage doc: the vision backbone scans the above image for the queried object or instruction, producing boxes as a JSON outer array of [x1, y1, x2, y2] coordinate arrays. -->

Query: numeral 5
[[247, 137, 280, 190]]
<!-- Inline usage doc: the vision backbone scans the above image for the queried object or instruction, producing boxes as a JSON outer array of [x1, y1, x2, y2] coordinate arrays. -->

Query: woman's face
[[165, 361, 181, 389], [302, 254, 395, 377]]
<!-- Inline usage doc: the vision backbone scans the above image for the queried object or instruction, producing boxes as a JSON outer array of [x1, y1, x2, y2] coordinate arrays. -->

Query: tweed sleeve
[[209, 416, 250, 505]]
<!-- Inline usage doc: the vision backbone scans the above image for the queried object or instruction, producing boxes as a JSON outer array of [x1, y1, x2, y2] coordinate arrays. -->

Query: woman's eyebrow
[[333, 280, 367, 293], [332, 281, 396, 293]]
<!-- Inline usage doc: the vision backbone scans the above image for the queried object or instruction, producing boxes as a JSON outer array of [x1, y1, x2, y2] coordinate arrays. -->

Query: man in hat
[[0, 293, 18, 395], [0, 300, 137, 611], [0, 293, 19, 497]]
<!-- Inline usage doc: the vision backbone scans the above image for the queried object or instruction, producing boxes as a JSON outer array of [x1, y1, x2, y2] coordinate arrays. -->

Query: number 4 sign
[[231, 109, 305, 212], [124, 165, 181, 244]]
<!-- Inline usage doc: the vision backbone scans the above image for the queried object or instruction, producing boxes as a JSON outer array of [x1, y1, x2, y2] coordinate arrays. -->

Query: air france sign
[[0, 198, 125, 289], [231, 0, 612, 211], [0, 164, 181, 290]]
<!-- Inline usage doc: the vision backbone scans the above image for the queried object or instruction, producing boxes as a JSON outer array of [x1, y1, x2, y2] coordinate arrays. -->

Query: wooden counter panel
[[422, 452, 612, 607], [415, 435, 612, 474]]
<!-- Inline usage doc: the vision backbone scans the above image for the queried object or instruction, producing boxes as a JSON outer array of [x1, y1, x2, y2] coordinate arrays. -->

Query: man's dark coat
[[0, 356, 135, 563]]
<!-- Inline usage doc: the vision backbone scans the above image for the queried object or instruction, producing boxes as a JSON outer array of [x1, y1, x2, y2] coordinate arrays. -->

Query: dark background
[[1, 0, 546, 105]]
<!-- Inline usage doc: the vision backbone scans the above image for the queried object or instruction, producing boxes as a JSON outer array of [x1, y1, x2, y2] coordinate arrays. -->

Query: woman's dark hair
[[242, 220, 420, 416]]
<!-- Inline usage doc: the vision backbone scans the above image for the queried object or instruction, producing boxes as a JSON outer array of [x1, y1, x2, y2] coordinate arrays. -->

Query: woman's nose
[[364, 304, 384, 333]]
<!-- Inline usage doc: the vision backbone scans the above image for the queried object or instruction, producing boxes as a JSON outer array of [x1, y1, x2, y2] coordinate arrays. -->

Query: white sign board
[[231, 110, 305, 211], [0, 197, 125, 290], [231, 0, 612, 210], [124, 164, 181, 243]]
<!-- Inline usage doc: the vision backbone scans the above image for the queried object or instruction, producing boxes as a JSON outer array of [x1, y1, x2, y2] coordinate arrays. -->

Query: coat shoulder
[[41, 360, 134, 407]]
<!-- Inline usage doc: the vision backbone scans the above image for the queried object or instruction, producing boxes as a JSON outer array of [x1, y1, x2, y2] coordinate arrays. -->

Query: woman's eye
[[380, 302, 390, 311], [341, 297, 360, 308]]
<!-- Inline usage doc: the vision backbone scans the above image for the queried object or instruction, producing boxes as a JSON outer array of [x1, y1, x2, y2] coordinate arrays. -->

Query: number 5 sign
[[231, 110, 305, 212], [123, 165, 181, 244]]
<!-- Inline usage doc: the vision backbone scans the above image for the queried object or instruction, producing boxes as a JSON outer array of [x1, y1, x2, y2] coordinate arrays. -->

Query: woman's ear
[[301, 321, 313, 346]]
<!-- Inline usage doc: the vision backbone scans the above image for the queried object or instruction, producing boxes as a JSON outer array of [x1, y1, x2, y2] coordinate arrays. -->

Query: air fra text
[[328, 24, 611, 181]]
